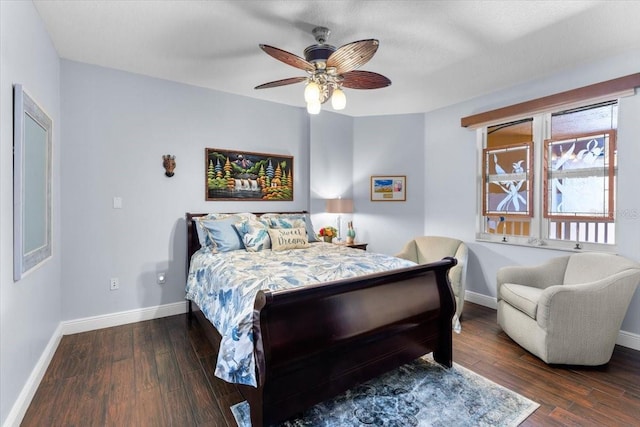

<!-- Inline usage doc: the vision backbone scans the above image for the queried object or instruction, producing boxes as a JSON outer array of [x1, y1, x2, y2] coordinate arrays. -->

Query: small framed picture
[[371, 175, 406, 201]]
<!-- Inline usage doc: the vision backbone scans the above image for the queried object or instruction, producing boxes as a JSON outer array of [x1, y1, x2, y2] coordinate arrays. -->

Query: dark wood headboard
[[186, 213, 208, 272], [185, 211, 309, 276]]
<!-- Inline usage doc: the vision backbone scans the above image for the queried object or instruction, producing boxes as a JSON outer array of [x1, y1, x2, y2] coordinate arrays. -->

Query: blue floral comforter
[[185, 243, 416, 387]]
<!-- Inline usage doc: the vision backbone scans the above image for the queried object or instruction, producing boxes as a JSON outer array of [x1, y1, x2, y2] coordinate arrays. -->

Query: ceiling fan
[[255, 26, 391, 114]]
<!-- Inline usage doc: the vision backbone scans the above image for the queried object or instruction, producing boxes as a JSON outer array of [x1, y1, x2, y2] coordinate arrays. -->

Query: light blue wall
[[353, 114, 426, 254], [309, 111, 428, 255], [60, 60, 311, 321], [0, 1, 61, 425], [423, 49, 640, 333], [309, 112, 354, 236]]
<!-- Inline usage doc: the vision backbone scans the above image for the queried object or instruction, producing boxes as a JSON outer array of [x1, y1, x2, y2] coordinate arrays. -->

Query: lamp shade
[[326, 198, 353, 214]]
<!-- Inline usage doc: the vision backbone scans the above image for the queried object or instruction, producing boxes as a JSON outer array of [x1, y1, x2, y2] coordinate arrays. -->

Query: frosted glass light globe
[[331, 88, 346, 110], [304, 82, 320, 103], [307, 100, 321, 114]]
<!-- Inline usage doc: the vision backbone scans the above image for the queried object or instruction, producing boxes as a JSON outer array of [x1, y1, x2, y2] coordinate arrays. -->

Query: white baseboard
[[616, 329, 640, 351], [60, 301, 188, 335], [2, 324, 63, 427], [465, 290, 497, 310], [463, 291, 640, 351], [3, 301, 189, 427]]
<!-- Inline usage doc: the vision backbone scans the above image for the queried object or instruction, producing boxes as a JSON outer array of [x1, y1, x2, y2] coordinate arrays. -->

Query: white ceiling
[[33, 0, 640, 117]]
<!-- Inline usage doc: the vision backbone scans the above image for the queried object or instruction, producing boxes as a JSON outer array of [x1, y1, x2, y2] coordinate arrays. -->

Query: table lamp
[[325, 198, 353, 241]]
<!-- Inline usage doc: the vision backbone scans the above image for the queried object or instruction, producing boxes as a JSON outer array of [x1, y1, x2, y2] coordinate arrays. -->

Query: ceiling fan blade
[[254, 77, 307, 90], [327, 39, 379, 74], [260, 45, 314, 72], [341, 70, 391, 89]]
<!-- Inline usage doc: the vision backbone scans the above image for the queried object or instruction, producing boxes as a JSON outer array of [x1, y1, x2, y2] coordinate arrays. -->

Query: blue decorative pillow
[[234, 219, 271, 252], [195, 213, 233, 247], [196, 215, 245, 252], [302, 215, 320, 242]]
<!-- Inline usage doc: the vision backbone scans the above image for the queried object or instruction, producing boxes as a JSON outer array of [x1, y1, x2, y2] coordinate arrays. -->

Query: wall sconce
[[326, 198, 353, 240], [163, 154, 176, 177]]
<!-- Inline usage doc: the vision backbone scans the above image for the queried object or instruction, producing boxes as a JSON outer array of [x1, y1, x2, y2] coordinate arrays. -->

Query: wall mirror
[[13, 84, 52, 281]]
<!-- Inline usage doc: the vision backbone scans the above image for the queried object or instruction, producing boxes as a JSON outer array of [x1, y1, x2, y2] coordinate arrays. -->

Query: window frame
[[475, 109, 618, 252]]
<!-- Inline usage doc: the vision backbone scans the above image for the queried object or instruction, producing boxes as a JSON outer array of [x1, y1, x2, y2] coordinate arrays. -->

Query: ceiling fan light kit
[[256, 26, 391, 114]]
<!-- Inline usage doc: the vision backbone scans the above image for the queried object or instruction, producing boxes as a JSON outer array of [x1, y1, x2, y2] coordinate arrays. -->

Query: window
[[482, 120, 533, 240], [477, 100, 618, 250], [544, 102, 617, 246]]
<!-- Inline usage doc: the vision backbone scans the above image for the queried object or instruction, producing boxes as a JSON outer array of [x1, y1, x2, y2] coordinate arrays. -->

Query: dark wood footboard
[[243, 258, 456, 426]]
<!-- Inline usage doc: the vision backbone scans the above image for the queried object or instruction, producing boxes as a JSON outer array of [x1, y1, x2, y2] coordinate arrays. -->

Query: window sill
[[475, 235, 618, 254]]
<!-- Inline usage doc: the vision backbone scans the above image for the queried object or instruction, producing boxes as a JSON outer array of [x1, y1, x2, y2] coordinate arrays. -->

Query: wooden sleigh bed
[[185, 212, 457, 426]]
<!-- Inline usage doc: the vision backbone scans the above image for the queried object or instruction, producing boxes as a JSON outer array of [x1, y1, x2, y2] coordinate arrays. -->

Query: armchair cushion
[[496, 256, 569, 298], [500, 283, 543, 320]]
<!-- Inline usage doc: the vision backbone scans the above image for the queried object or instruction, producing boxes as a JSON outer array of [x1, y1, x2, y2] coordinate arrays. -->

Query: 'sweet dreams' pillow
[[267, 227, 310, 251]]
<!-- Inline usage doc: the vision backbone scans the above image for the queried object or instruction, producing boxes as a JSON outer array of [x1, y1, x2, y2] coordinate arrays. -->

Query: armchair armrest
[[496, 256, 570, 300], [448, 243, 468, 290], [395, 240, 418, 263], [536, 269, 640, 331]]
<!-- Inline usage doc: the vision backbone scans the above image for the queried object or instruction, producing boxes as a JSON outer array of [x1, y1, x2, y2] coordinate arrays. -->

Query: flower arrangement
[[318, 226, 338, 238]]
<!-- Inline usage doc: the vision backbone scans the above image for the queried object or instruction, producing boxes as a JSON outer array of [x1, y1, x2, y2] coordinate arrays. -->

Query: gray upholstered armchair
[[497, 252, 640, 365], [396, 236, 468, 324]]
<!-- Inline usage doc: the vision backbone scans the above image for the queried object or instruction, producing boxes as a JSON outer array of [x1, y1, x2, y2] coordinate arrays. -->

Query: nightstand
[[342, 242, 368, 251]]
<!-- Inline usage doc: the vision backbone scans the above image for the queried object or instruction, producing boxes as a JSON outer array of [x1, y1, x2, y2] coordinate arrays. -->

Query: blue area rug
[[231, 355, 538, 426]]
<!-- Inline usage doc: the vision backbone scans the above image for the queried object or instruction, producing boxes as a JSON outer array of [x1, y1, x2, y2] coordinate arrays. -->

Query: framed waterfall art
[[371, 175, 406, 201], [205, 148, 294, 201]]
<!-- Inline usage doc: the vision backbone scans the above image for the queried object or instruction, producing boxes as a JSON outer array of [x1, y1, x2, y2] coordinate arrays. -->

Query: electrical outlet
[[110, 277, 119, 291], [113, 197, 123, 209]]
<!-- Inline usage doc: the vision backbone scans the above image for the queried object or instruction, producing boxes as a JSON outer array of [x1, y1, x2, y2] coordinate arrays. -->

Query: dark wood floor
[[22, 302, 640, 426]]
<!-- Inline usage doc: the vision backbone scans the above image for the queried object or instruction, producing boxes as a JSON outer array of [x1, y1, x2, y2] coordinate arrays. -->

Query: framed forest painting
[[205, 148, 293, 201]]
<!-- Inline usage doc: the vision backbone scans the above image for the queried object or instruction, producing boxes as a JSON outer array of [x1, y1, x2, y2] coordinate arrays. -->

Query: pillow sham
[[195, 212, 256, 248], [195, 213, 231, 247], [267, 227, 310, 251], [196, 215, 245, 252], [234, 218, 271, 252]]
